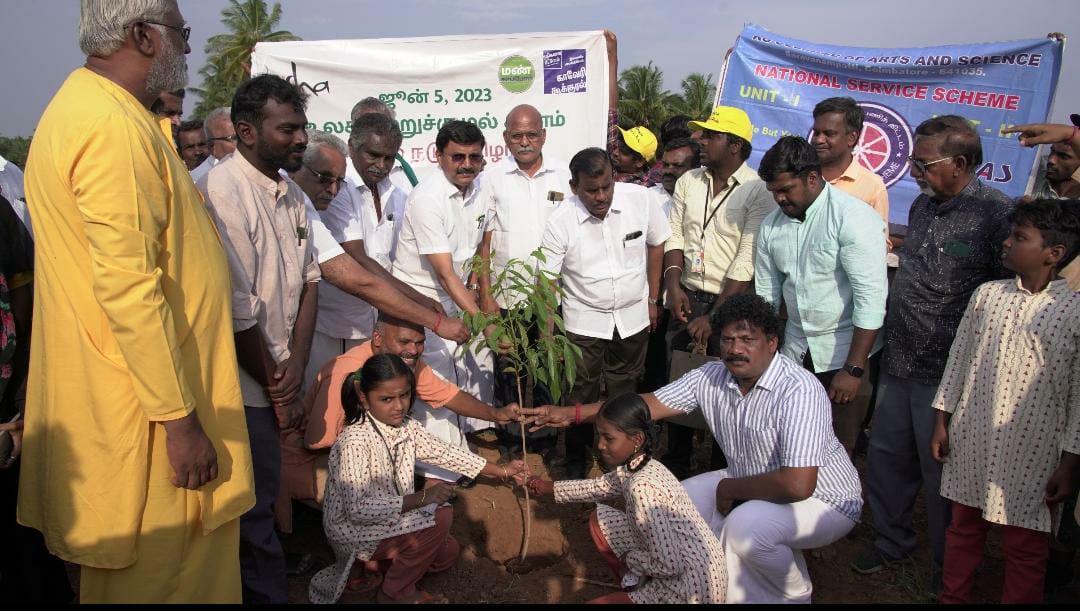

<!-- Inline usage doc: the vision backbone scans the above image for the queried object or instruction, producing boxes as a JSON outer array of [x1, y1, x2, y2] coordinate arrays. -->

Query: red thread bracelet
[[433, 311, 443, 334], [574, 403, 582, 426]]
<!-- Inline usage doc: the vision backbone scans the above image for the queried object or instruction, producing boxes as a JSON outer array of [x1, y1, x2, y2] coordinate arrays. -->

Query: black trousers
[[564, 327, 650, 467], [492, 309, 557, 453], [662, 287, 726, 476], [240, 406, 288, 604]]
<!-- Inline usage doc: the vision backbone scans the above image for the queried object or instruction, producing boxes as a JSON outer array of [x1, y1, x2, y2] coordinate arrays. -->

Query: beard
[[257, 138, 305, 173], [145, 29, 188, 96]]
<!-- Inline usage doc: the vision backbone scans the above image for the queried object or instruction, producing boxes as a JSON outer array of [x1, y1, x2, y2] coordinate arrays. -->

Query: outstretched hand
[[526, 476, 555, 497], [503, 459, 531, 487], [520, 405, 574, 431], [1001, 123, 1076, 147]]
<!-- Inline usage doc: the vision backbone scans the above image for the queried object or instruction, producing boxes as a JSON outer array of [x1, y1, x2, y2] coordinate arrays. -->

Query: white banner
[[250, 31, 610, 176]]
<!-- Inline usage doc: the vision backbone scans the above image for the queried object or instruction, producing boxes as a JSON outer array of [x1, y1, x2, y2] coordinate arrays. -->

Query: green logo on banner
[[499, 55, 534, 93]]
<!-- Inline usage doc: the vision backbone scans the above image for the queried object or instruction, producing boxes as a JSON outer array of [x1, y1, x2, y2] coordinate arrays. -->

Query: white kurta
[[934, 278, 1080, 532]]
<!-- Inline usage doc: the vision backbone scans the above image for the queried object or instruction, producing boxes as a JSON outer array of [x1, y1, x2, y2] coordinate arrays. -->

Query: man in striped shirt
[[523, 293, 862, 602]]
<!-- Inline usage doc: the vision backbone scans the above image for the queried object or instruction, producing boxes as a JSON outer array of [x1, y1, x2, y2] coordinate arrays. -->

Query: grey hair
[[350, 97, 395, 122], [348, 113, 403, 151], [203, 106, 232, 138], [79, 0, 173, 57], [303, 130, 348, 166]]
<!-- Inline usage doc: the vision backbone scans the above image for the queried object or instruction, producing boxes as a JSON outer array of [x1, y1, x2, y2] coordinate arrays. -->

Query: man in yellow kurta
[[17, 0, 254, 603]]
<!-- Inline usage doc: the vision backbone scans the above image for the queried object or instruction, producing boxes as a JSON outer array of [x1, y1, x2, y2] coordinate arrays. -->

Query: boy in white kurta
[[931, 199, 1080, 604]]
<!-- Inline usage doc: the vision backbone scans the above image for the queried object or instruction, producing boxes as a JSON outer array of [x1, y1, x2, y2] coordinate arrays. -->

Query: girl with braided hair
[[526, 393, 727, 603]]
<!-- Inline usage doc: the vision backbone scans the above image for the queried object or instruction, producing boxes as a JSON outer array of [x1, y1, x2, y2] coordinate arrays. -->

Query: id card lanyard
[[691, 177, 738, 277]]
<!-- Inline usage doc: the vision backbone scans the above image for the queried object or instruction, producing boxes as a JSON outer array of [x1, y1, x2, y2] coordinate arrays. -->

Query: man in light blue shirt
[[754, 136, 887, 455]]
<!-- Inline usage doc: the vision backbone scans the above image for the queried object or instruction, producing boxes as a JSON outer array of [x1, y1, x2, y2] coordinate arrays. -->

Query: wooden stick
[[515, 372, 531, 562], [565, 575, 620, 589]]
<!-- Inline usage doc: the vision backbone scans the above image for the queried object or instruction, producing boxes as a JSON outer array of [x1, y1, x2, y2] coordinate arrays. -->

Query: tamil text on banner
[[716, 24, 1063, 227], [250, 31, 610, 178]]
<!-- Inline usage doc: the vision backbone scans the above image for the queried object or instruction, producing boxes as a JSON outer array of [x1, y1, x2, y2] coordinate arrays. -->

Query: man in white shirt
[[304, 119, 437, 385], [346, 97, 418, 194], [0, 154, 31, 236], [539, 147, 671, 478], [392, 120, 493, 478], [190, 106, 235, 182], [478, 104, 570, 462]]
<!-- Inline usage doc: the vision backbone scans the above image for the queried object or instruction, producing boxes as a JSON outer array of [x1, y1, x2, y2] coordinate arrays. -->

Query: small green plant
[[460, 247, 582, 563]]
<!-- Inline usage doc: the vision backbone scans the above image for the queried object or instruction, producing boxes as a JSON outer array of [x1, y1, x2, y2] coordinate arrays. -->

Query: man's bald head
[[503, 104, 546, 170]]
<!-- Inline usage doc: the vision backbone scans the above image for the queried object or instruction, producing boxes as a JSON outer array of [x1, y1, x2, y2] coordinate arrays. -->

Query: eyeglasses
[[908, 156, 954, 173], [305, 164, 346, 187], [141, 20, 192, 41], [209, 135, 238, 144], [507, 131, 543, 143], [449, 153, 485, 165]]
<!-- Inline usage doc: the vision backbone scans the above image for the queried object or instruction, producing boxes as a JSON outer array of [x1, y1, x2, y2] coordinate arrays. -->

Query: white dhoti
[[413, 303, 494, 481], [682, 470, 856, 603]]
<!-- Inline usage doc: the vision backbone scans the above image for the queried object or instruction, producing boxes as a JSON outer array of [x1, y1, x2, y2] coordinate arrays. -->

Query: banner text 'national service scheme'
[[251, 31, 609, 177], [718, 24, 1062, 226]]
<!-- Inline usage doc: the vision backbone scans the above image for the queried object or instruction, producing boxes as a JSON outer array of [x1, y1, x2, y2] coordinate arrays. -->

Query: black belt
[[682, 285, 719, 305]]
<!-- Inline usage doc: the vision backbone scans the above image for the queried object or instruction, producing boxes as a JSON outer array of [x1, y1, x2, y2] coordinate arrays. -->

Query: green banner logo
[[499, 55, 535, 93]]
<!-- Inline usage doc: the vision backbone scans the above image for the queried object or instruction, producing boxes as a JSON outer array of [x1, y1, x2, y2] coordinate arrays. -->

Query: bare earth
[[281, 429, 1080, 604]]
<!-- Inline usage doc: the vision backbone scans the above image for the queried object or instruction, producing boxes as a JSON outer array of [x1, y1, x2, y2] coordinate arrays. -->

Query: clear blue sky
[[1, 0, 1076, 137]]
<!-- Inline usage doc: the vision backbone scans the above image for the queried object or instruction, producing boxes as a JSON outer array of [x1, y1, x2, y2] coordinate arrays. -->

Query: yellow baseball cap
[[689, 106, 754, 144], [616, 126, 658, 162]]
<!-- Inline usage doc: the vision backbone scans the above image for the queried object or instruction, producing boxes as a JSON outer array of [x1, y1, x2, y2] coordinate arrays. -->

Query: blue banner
[[718, 24, 1063, 227]]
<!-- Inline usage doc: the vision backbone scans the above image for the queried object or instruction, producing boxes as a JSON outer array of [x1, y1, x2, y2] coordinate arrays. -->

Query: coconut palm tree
[[670, 72, 716, 121], [617, 62, 676, 132], [192, 0, 300, 118]]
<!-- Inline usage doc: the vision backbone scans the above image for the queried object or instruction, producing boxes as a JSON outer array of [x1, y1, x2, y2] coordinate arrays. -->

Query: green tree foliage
[[0, 135, 32, 169], [191, 0, 300, 119], [670, 72, 716, 122], [617, 61, 678, 133]]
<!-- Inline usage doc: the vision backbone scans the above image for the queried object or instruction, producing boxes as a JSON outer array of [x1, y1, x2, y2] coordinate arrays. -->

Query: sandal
[[345, 570, 384, 594]]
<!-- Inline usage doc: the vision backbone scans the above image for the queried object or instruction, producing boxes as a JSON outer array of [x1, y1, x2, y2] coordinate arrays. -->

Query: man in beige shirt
[[200, 74, 319, 604], [662, 106, 775, 477], [811, 97, 890, 224]]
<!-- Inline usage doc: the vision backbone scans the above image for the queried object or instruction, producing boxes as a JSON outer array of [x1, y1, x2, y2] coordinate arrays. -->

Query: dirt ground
[[279, 428, 1080, 604]]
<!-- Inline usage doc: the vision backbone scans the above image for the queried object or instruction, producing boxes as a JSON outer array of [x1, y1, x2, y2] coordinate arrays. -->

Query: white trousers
[[683, 470, 856, 603], [413, 319, 494, 482], [304, 331, 366, 393]]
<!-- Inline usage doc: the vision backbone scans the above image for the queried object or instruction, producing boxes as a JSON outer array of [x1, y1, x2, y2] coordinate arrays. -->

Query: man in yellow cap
[[660, 105, 777, 477], [609, 125, 660, 187]]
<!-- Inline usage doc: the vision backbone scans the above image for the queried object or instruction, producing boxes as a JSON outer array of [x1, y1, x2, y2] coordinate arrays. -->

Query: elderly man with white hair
[[20, 0, 255, 603], [189, 105, 234, 182]]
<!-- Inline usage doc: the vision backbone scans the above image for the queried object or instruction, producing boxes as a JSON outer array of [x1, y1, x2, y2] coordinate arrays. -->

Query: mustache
[[725, 355, 749, 363]]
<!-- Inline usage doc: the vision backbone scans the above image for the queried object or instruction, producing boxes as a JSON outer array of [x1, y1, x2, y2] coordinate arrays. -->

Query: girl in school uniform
[[309, 353, 528, 604], [527, 393, 727, 604]]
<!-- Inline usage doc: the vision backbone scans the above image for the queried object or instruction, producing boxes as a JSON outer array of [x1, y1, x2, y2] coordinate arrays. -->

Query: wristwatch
[[843, 363, 865, 378], [648, 297, 659, 305]]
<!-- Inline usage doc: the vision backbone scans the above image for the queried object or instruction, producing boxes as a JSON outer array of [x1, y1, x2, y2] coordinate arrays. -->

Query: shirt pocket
[[621, 232, 647, 270], [737, 426, 781, 470]]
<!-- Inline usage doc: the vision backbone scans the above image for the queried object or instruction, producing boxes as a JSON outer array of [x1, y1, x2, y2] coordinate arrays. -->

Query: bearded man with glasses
[[20, 0, 254, 602]]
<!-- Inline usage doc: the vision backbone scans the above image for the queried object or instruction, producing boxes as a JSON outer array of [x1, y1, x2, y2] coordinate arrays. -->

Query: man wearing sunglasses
[[392, 120, 497, 482], [853, 115, 1013, 597]]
